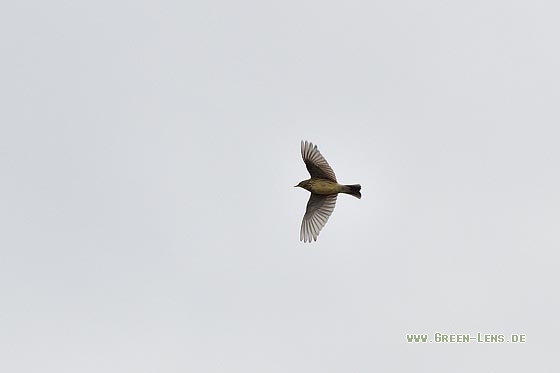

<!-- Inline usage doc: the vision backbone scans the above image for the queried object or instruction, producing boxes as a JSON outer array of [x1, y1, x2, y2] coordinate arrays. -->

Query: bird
[[295, 140, 361, 242]]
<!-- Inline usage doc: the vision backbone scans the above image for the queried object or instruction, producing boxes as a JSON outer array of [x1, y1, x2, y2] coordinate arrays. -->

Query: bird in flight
[[295, 140, 361, 242]]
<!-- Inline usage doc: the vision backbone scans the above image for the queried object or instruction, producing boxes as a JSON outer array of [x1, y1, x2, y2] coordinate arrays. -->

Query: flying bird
[[295, 140, 361, 242]]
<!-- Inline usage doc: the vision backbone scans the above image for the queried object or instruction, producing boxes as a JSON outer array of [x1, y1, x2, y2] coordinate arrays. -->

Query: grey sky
[[1, 1, 559, 372]]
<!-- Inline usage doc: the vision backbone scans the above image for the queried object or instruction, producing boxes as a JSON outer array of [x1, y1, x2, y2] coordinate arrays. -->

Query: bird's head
[[294, 180, 311, 189]]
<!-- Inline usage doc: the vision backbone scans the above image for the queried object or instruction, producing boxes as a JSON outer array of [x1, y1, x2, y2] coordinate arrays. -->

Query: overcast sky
[[1, 1, 559, 372]]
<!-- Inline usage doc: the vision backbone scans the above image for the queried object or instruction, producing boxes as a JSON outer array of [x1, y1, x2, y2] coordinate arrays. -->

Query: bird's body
[[295, 141, 361, 242], [297, 178, 341, 195], [296, 178, 361, 197]]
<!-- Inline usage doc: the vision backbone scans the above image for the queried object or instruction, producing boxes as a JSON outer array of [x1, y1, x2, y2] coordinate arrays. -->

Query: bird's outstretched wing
[[300, 194, 337, 242], [301, 140, 337, 182]]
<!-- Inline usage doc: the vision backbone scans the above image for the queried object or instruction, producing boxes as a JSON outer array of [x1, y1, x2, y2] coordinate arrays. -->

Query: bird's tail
[[342, 184, 361, 199]]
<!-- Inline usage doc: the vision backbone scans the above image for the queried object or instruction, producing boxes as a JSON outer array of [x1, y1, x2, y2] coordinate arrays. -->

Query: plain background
[[1, 1, 559, 372]]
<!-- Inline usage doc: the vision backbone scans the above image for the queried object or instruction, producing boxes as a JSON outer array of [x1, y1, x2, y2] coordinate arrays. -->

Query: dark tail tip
[[344, 184, 361, 199]]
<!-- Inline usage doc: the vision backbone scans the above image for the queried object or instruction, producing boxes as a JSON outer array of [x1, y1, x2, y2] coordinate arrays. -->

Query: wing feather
[[301, 140, 337, 182], [300, 194, 337, 242]]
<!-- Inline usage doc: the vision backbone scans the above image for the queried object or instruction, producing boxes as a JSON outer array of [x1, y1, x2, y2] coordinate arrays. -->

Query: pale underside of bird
[[296, 140, 361, 243]]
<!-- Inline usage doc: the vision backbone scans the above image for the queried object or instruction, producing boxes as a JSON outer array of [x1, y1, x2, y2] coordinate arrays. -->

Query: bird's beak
[[294, 185, 298, 187]]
